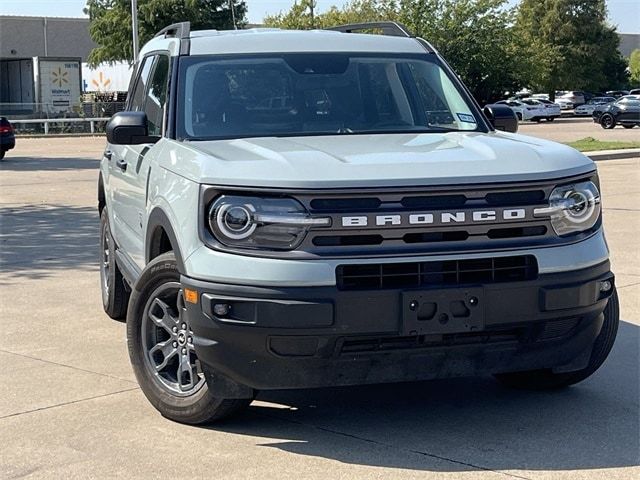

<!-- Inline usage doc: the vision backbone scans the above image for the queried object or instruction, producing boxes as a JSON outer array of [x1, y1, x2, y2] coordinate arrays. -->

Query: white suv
[[99, 22, 618, 424]]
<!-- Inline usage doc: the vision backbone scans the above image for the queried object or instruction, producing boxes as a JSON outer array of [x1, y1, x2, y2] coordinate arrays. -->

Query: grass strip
[[566, 136, 640, 152]]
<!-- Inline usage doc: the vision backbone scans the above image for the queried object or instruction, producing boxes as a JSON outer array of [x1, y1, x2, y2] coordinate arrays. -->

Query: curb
[[586, 149, 640, 161]]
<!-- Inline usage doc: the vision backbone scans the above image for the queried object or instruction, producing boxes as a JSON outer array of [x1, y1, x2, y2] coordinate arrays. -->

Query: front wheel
[[516, 112, 523, 121], [127, 252, 252, 424], [600, 114, 616, 129], [0, 150, 5, 160], [547, 117, 555, 122], [495, 289, 619, 390]]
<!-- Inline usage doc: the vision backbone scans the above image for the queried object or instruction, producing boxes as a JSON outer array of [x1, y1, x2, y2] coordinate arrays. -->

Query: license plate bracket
[[402, 287, 485, 335]]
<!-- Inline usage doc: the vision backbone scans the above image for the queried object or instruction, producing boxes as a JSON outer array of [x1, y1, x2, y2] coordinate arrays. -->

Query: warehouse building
[[0, 15, 132, 118], [0, 15, 95, 60]]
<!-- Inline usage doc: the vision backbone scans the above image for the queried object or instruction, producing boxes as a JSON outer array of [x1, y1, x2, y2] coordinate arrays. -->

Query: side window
[[144, 55, 170, 136], [129, 56, 154, 111]]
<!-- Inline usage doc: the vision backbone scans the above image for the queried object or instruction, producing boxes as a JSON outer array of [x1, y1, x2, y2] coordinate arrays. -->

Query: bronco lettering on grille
[[341, 209, 527, 228]]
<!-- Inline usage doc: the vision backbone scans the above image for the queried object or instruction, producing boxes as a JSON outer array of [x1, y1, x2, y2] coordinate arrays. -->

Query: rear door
[[109, 53, 171, 267]]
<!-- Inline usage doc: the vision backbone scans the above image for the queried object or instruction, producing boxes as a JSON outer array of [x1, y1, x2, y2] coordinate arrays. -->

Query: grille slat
[[336, 255, 537, 290]]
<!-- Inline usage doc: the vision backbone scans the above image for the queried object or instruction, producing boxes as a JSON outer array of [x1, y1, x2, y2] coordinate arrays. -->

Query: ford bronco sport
[[99, 22, 618, 424]]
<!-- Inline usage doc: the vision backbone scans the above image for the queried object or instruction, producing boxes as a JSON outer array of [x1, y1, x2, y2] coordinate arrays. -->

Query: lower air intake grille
[[336, 255, 537, 291]]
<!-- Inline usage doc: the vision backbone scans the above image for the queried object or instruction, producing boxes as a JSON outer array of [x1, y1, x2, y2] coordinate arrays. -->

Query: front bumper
[[183, 261, 614, 395]]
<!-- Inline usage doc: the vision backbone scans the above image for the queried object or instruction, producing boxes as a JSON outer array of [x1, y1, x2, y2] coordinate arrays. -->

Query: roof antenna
[[230, 0, 237, 30]]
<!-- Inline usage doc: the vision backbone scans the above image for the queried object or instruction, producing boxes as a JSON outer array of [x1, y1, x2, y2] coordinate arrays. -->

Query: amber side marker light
[[184, 288, 198, 304]]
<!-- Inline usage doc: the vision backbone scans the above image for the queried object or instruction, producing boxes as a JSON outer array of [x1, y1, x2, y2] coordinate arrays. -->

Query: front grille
[[289, 179, 586, 256], [336, 255, 537, 290]]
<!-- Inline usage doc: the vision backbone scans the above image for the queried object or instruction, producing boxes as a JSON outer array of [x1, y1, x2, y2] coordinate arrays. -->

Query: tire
[[547, 117, 555, 122], [516, 112, 522, 121], [127, 252, 252, 424], [0, 150, 5, 160], [622, 124, 635, 129], [495, 289, 619, 390], [100, 209, 129, 320], [600, 114, 616, 129]]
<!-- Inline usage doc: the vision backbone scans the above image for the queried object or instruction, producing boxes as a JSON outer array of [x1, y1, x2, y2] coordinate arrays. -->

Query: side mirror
[[483, 105, 518, 133], [106, 111, 159, 145]]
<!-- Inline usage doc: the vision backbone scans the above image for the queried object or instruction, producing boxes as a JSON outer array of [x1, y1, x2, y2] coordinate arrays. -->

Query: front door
[[109, 54, 170, 268]]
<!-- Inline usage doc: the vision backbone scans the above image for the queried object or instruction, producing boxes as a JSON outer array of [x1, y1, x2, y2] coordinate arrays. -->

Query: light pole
[[230, 0, 237, 30], [131, 0, 139, 62]]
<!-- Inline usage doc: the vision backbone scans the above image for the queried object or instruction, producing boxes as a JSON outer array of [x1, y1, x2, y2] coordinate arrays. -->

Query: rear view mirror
[[483, 105, 518, 133], [106, 111, 159, 145]]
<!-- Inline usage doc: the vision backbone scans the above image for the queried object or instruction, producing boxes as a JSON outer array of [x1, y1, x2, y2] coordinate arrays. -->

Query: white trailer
[[0, 56, 82, 115], [82, 62, 133, 93], [34, 57, 82, 113]]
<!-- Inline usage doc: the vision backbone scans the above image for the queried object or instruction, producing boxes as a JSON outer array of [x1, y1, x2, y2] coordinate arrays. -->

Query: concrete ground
[[0, 136, 638, 479]]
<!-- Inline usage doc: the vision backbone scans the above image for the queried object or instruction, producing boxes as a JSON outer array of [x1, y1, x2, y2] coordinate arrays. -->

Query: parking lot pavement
[[518, 117, 640, 143], [1, 138, 638, 479]]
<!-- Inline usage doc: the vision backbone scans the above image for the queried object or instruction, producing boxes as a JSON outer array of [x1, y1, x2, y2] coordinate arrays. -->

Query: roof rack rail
[[155, 21, 191, 39], [327, 21, 412, 38]]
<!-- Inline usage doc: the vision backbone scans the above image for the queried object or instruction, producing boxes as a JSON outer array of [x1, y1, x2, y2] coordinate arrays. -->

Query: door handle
[[104, 150, 113, 161], [115, 158, 127, 171]]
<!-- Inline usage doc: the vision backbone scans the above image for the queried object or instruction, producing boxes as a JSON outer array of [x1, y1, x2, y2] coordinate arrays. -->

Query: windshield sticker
[[457, 113, 477, 123]]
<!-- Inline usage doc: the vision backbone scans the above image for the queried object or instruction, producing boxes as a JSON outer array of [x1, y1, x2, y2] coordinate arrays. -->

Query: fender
[[145, 207, 186, 273]]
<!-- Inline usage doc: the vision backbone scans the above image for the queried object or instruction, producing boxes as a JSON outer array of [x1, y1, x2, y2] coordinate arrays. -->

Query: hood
[[160, 131, 595, 189]]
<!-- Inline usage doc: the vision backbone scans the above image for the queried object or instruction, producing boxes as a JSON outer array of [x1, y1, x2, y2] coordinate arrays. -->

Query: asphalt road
[[0, 136, 638, 479], [518, 116, 640, 143]]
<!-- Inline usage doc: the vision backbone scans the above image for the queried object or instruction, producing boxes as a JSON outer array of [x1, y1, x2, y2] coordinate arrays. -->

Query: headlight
[[534, 181, 601, 236], [208, 195, 330, 250]]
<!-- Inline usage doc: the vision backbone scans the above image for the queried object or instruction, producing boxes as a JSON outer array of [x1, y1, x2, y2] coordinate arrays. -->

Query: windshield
[[176, 53, 482, 140]]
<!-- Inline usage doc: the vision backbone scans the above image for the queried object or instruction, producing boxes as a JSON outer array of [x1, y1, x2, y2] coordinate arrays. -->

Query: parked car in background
[[496, 99, 547, 121], [554, 97, 574, 110], [592, 95, 639, 122], [0, 117, 15, 160], [596, 97, 640, 129], [629, 89, 640, 96], [606, 90, 629, 98], [556, 91, 586, 107], [532, 98, 561, 120], [574, 97, 616, 117], [531, 93, 573, 110], [531, 93, 548, 101]]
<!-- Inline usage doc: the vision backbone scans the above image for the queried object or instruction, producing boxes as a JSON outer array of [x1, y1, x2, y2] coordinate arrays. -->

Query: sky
[[0, 0, 638, 33]]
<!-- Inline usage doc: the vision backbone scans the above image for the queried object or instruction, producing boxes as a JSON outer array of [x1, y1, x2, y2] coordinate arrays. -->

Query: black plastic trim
[[181, 261, 614, 391], [115, 249, 142, 286], [327, 21, 414, 38], [145, 207, 186, 272], [166, 56, 180, 139], [155, 21, 190, 39]]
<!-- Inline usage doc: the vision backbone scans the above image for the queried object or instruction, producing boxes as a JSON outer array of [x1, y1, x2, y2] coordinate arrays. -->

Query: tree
[[264, 0, 396, 30], [265, 0, 524, 104], [516, 0, 628, 98], [85, 0, 247, 65], [630, 49, 640, 87], [398, 0, 524, 104]]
